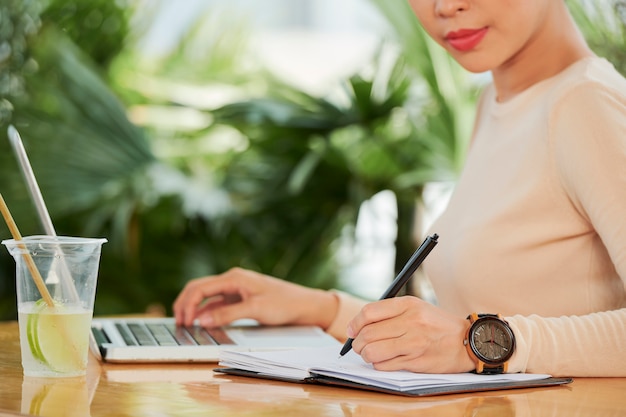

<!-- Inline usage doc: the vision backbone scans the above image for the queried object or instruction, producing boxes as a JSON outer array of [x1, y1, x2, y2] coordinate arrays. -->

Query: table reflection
[[21, 372, 99, 417], [103, 365, 625, 417]]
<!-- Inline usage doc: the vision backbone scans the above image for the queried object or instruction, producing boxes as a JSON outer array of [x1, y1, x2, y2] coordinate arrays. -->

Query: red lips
[[445, 28, 488, 52]]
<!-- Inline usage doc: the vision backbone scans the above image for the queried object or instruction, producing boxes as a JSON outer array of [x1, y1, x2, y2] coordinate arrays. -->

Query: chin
[[452, 56, 496, 74]]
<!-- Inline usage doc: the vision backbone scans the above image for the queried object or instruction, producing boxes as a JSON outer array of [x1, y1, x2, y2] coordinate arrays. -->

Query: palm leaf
[[568, 0, 626, 76]]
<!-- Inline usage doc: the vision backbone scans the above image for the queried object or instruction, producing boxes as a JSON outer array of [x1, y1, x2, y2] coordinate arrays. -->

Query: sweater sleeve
[[506, 309, 626, 376], [507, 78, 626, 376]]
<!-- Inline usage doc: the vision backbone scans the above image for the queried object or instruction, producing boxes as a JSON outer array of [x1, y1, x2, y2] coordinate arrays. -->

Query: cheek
[[406, 0, 446, 53], [407, 0, 435, 31]]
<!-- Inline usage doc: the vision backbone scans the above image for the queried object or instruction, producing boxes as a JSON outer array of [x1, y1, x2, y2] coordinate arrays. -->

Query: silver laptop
[[90, 317, 340, 363]]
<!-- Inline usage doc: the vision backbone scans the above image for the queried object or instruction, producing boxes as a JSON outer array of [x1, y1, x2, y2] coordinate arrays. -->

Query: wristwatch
[[464, 313, 516, 374]]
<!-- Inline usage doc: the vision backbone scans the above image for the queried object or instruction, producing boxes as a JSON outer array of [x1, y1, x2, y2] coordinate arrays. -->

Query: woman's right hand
[[173, 267, 338, 330]]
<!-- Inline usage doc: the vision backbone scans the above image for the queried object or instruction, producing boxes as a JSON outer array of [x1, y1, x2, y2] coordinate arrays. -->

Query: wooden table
[[1, 320, 625, 417]]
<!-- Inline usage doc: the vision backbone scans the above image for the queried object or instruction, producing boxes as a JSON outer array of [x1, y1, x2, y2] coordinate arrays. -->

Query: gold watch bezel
[[464, 313, 515, 374]]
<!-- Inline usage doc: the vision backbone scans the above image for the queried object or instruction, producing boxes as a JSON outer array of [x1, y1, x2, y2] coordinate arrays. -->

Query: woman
[[174, 0, 626, 377]]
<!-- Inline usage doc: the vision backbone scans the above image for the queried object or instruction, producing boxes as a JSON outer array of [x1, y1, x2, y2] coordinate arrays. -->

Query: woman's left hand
[[346, 296, 475, 373]]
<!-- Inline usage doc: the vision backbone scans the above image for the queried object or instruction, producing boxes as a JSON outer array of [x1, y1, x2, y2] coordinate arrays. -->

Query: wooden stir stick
[[1, 193, 83, 371], [0, 193, 54, 307]]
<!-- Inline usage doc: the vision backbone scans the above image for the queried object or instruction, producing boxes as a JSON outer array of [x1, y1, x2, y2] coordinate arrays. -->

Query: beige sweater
[[327, 57, 626, 377]]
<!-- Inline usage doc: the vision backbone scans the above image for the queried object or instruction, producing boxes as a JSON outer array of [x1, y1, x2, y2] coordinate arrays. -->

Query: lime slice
[[26, 299, 90, 374], [37, 311, 81, 372], [26, 299, 48, 364]]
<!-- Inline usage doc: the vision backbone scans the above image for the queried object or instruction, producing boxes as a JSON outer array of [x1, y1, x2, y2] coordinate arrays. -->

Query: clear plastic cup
[[2, 236, 107, 377]]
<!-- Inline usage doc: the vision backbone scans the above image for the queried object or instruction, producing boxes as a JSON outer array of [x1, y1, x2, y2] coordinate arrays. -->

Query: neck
[[491, 5, 594, 102]]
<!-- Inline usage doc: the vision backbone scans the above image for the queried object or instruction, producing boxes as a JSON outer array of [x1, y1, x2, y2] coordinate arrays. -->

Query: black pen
[[338, 233, 439, 358]]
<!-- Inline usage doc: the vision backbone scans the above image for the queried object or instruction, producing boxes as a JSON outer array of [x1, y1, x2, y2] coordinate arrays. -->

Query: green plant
[[41, 0, 132, 70], [204, 58, 423, 287], [0, 0, 42, 319], [568, 0, 626, 76], [0, 3, 166, 317], [0, 0, 40, 126], [4, 0, 624, 321], [0, 0, 477, 318]]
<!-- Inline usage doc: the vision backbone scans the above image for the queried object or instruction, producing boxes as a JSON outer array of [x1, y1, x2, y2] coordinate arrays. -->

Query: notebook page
[[219, 346, 551, 391]]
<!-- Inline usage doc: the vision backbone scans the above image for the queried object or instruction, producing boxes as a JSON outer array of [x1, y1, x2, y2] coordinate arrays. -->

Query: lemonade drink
[[18, 301, 93, 377], [3, 235, 106, 377]]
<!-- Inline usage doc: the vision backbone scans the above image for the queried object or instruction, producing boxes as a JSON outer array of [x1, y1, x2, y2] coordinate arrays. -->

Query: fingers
[[173, 268, 252, 326], [348, 296, 474, 373], [173, 278, 212, 326], [350, 312, 417, 363], [354, 333, 442, 373], [172, 267, 309, 327], [194, 299, 252, 328], [173, 267, 340, 331], [347, 296, 412, 338], [357, 331, 412, 363], [367, 352, 432, 373]]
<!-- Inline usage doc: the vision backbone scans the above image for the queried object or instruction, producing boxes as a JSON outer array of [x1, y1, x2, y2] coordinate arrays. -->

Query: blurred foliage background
[[0, 0, 624, 320]]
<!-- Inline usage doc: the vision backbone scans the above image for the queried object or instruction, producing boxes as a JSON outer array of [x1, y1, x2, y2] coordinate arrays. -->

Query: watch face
[[469, 317, 515, 364]]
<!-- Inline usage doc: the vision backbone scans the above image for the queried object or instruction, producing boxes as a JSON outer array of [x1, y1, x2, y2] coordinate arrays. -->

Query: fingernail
[[346, 325, 354, 338], [200, 315, 214, 327]]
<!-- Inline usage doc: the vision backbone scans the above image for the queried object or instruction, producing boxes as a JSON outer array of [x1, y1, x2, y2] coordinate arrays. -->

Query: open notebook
[[90, 317, 340, 363], [216, 346, 573, 397]]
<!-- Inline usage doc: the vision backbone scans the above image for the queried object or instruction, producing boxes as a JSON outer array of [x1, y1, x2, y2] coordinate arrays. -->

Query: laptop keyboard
[[113, 322, 235, 347]]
